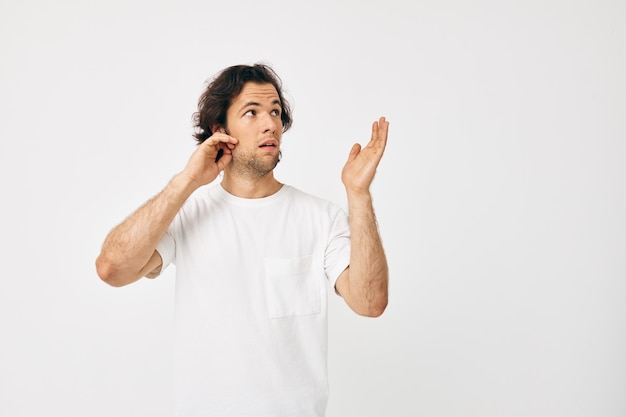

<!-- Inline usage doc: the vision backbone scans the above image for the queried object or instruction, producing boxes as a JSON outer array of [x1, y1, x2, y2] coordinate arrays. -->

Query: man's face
[[224, 82, 283, 178]]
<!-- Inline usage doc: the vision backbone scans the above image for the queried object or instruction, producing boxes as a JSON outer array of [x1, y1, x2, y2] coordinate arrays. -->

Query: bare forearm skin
[[344, 191, 389, 317], [95, 174, 197, 287]]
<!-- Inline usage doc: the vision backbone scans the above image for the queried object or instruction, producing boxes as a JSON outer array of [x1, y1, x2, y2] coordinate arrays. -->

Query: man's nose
[[260, 112, 277, 134]]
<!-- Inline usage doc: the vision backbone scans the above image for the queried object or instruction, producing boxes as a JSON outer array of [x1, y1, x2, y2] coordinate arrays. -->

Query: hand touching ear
[[182, 130, 238, 189], [341, 117, 389, 195]]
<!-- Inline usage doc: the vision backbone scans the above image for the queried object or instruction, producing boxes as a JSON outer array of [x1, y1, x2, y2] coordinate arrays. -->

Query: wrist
[[345, 190, 374, 211], [168, 173, 200, 200]]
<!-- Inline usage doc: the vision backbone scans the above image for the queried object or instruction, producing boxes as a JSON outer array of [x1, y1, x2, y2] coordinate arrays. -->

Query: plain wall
[[1, 0, 625, 416]]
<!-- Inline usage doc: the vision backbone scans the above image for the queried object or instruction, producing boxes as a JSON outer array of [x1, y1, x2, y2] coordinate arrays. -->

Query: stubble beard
[[230, 150, 280, 180]]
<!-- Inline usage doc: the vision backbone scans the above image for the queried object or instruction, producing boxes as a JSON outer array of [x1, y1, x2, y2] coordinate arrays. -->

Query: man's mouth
[[259, 139, 278, 148]]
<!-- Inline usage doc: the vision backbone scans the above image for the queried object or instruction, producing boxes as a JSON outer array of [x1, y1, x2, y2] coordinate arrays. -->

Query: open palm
[[341, 116, 389, 194]]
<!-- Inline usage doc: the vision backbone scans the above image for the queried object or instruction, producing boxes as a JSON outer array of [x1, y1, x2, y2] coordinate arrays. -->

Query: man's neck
[[220, 173, 283, 199]]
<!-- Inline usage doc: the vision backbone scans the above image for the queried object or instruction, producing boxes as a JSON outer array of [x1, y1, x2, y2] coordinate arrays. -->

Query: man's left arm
[[335, 117, 389, 317]]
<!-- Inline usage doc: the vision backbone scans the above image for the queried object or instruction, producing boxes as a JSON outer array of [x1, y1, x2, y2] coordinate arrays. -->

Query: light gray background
[[1, 1, 625, 416]]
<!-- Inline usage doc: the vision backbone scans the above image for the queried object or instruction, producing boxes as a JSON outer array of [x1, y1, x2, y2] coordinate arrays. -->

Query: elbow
[[373, 299, 389, 317], [361, 277, 389, 318], [360, 298, 388, 318], [352, 293, 388, 318], [95, 256, 131, 287], [343, 273, 389, 317]]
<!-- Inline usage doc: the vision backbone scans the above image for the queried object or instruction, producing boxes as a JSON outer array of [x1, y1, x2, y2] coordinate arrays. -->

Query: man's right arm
[[95, 174, 197, 287], [95, 132, 238, 287]]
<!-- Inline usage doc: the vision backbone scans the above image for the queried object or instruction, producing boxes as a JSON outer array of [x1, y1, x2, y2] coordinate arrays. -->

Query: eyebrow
[[237, 99, 281, 113]]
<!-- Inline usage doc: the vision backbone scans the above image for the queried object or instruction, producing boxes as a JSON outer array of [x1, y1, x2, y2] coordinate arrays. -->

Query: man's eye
[[271, 109, 281, 116], [244, 110, 256, 116]]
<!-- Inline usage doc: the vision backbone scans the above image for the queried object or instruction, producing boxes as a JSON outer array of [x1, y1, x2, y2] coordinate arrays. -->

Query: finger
[[215, 152, 233, 171], [379, 116, 389, 133], [346, 143, 361, 163], [204, 134, 238, 149], [374, 116, 388, 136], [370, 116, 389, 148]]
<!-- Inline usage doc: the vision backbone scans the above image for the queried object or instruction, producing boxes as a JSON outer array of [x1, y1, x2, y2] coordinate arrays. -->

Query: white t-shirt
[[156, 183, 351, 417]]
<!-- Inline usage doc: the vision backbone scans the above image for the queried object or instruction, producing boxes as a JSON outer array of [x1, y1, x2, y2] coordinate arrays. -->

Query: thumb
[[346, 143, 361, 163], [216, 153, 232, 171]]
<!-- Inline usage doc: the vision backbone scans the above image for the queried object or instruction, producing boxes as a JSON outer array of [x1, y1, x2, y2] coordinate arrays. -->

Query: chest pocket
[[264, 254, 321, 319]]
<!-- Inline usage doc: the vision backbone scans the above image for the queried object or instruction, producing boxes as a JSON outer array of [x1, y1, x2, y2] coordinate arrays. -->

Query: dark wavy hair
[[192, 63, 293, 144]]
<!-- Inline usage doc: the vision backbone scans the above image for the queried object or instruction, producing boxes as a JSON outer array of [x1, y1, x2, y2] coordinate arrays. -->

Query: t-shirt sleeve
[[325, 208, 351, 290], [156, 228, 176, 270]]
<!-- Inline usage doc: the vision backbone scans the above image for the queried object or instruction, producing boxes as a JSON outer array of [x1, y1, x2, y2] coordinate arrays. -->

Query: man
[[96, 63, 389, 416]]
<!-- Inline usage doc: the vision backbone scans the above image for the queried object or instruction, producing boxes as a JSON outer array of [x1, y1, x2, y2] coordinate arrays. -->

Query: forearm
[[345, 191, 389, 316], [96, 173, 196, 286]]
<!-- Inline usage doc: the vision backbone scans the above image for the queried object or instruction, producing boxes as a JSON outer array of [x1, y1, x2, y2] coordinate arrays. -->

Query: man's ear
[[211, 124, 225, 134]]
